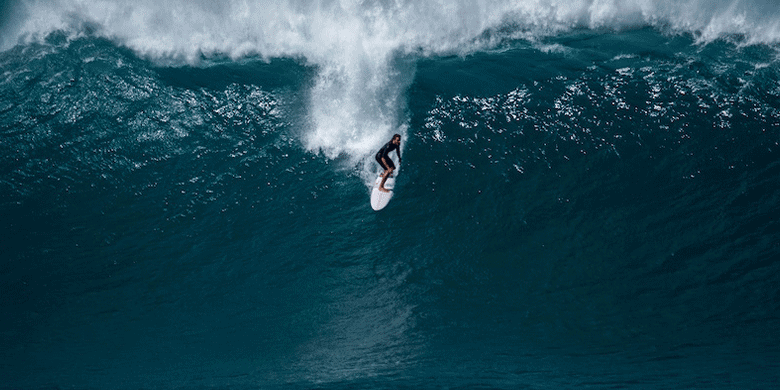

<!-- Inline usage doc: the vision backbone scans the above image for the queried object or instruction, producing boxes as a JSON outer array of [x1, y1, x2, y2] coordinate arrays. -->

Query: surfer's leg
[[385, 158, 396, 178], [375, 153, 388, 171], [379, 167, 394, 192]]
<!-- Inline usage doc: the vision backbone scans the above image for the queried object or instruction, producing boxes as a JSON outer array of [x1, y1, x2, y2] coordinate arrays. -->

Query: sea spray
[[5, 1, 780, 61]]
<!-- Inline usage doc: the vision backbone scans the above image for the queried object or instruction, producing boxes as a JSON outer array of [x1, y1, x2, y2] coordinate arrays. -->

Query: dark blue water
[[2, 1, 780, 389]]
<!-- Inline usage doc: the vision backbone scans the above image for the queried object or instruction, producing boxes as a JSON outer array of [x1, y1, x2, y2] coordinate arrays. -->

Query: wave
[[3, 0, 780, 169]]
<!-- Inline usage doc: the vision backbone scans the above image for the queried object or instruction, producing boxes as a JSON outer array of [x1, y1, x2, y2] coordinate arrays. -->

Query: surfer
[[375, 134, 402, 192]]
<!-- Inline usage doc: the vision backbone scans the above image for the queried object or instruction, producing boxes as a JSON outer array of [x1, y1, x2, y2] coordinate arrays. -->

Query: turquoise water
[[2, 1, 780, 388]]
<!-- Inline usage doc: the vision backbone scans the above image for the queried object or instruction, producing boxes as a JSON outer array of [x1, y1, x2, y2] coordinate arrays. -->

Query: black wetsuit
[[375, 140, 400, 170]]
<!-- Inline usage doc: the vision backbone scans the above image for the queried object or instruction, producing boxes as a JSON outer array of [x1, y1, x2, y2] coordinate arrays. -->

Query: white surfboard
[[370, 174, 395, 211]]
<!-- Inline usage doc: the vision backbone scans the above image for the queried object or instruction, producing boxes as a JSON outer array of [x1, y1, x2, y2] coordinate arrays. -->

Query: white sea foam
[[2, 0, 779, 171]]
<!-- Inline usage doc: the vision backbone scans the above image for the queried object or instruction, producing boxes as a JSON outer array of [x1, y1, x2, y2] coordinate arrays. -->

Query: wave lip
[[5, 1, 780, 56]]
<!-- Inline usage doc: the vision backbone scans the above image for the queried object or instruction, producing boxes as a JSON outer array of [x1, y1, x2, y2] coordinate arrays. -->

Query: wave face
[[2, 1, 780, 389]]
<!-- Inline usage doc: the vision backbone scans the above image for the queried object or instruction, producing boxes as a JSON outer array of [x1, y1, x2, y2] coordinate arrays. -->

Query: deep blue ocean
[[2, 1, 780, 388]]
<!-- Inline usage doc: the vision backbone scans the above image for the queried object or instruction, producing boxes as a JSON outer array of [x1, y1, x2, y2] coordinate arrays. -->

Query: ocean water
[[1, 1, 780, 388]]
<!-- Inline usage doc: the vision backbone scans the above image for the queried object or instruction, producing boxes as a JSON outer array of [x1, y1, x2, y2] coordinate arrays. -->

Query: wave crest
[[3, 0, 779, 165]]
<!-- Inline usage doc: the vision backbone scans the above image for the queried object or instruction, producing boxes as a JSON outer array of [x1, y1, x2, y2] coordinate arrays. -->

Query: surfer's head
[[392, 134, 401, 144]]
